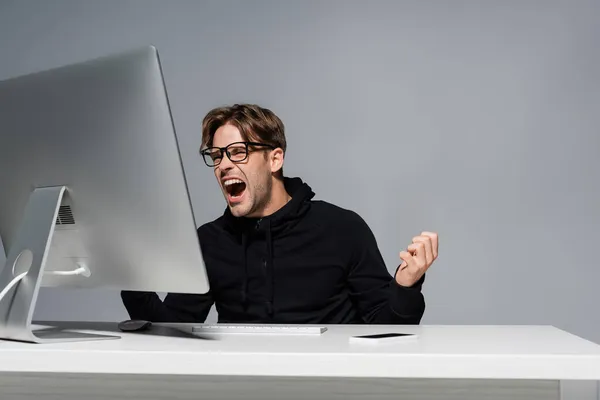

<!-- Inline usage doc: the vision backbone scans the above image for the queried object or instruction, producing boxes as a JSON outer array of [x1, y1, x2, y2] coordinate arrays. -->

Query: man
[[121, 104, 438, 324]]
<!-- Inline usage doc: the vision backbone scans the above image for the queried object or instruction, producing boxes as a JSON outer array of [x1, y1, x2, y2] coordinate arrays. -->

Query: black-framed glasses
[[200, 141, 275, 167]]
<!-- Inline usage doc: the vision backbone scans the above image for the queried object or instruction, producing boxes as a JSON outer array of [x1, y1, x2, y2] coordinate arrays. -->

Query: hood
[[222, 176, 315, 235]]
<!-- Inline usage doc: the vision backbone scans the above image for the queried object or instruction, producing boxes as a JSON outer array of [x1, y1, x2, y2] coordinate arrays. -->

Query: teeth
[[223, 179, 244, 186]]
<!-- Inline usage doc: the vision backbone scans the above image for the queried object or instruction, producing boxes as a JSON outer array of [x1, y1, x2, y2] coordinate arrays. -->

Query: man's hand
[[395, 231, 438, 287]]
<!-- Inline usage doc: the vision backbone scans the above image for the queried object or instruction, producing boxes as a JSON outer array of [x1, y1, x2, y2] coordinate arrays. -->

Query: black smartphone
[[349, 332, 417, 344]]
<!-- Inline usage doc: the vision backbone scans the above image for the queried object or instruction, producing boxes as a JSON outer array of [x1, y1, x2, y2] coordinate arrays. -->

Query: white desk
[[1, 322, 599, 400]]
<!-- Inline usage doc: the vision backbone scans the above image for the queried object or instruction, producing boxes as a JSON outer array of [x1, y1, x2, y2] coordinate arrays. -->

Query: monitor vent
[[56, 205, 75, 225]]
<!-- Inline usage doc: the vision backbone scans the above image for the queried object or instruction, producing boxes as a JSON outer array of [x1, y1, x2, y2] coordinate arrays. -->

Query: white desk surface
[[1, 323, 600, 381]]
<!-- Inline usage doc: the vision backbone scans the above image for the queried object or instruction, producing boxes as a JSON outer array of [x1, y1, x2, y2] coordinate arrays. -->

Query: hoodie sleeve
[[120, 290, 214, 323], [345, 213, 425, 324]]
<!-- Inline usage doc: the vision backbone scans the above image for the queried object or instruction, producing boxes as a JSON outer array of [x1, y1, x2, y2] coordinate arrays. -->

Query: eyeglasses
[[200, 141, 275, 167]]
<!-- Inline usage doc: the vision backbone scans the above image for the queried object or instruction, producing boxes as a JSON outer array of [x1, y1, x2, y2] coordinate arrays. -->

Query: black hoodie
[[121, 177, 425, 324]]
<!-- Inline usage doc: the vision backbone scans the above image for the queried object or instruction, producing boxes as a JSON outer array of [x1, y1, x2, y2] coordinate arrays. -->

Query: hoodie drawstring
[[240, 219, 276, 318], [265, 219, 274, 317], [241, 233, 249, 311]]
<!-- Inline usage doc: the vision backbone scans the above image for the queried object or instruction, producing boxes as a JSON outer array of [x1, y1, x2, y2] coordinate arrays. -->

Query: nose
[[217, 152, 235, 171]]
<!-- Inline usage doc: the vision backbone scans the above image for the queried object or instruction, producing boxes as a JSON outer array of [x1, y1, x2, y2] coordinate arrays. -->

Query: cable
[[45, 265, 88, 276], [0, 263, 89, 303], [0, 271, 27, 303]]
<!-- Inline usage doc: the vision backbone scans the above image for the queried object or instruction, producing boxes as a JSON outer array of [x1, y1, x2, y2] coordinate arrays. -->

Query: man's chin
[[228, 203, 250, 217]]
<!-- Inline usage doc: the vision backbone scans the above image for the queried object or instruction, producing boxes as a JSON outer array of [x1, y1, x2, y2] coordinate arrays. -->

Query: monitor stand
[[0, 186, 119, 343]]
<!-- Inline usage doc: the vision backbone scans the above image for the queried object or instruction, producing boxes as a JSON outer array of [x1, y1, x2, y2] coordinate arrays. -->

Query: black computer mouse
[[118, 319, 152, 332]]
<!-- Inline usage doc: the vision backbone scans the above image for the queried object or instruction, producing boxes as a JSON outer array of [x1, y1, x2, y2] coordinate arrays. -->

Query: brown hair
[[201, 104, 287, 153]]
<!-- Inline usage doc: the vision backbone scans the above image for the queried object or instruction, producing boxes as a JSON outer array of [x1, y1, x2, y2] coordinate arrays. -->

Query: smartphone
[[349, 332, 417, 344]]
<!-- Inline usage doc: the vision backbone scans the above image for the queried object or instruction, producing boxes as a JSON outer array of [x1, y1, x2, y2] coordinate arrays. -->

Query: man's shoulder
[[308, 200, 377, 254], [309, 200, 370, 230], [196, 214, 228, 239]]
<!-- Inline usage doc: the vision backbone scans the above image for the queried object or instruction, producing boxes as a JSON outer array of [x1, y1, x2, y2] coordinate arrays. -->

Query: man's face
[[211, 124, 273, 218]]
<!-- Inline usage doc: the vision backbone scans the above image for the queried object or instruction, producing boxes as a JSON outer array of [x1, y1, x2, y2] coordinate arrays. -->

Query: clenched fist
[[395, 231, 438, 287]]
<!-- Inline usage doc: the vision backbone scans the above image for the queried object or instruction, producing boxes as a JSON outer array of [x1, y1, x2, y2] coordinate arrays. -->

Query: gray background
[[0, 0, 599, 346]]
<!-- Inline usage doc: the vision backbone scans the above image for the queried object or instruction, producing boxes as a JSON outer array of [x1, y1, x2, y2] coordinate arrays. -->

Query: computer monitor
[[0, 235, 5, 267], [0, 46, 210, 343]]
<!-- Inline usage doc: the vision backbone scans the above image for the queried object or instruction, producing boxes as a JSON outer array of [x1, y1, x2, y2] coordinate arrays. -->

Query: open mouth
[[223, 178, 247, 201]]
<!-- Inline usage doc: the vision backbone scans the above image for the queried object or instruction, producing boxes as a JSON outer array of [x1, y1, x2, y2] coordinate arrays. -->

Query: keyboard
[[192, 324, 327, 335]]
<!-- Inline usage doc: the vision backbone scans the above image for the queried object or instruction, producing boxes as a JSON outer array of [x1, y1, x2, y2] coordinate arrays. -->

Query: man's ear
[[270, 148, 284, 174]]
